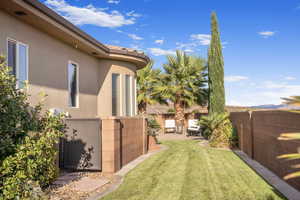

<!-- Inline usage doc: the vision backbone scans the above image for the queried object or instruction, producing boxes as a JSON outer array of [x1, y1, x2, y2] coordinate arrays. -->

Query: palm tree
[[137, 61, 166, 114], [282, 96, 300, 106], [200, 112, 229, 139], [278, 96, 300, 179], [158, 50, 208, 134]]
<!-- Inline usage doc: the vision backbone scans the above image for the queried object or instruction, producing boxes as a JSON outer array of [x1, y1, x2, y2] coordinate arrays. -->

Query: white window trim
[[68, 60, 80, 108], [6, 37, 29, 88]]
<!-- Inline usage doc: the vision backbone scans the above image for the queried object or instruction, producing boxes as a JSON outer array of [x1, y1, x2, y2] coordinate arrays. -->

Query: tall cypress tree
[[208, 12, 225, 114]]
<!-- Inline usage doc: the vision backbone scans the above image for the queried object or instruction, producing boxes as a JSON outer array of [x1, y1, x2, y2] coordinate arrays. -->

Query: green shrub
[[147, 116, 161, 143], [167, 108, 175, 113], [200, 112, 237, 148], [0, 55, 66, 199]]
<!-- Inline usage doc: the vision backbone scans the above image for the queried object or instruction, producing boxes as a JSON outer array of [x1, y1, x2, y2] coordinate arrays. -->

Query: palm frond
[[282, 96, 300, 106]]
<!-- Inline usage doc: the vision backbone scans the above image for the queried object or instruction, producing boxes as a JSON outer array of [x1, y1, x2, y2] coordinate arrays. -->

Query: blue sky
[[41, 0, 300, 106]]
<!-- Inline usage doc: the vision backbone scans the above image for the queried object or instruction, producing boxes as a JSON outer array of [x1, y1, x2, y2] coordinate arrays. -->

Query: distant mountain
[[251, 104, 300, 110], [250, 104, 284, 109]]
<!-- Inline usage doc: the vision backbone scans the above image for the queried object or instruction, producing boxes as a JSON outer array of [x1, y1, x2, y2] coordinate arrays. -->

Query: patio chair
[[164, 120, 176, 134], [187, 119, 201, 136]]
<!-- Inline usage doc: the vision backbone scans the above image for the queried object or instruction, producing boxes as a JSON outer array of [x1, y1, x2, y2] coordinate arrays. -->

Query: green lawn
[[101, 140, 285, 200]]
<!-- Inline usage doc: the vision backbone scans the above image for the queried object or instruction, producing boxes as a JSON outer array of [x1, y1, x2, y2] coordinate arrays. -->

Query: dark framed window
[[68, 62, 79, 107], [7, 40, 16, 75]]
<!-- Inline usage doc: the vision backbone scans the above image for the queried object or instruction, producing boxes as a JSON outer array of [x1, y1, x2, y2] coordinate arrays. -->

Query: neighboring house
[[0, 0, 150, 173], [147, 104, 252, 134], [0, 0, 149, 118], [147, 104, 208, 134]]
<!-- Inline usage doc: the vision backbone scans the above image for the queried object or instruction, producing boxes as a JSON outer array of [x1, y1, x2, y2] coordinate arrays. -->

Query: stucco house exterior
[[0, 0, 149, 118], [0, 0, 150, 173]]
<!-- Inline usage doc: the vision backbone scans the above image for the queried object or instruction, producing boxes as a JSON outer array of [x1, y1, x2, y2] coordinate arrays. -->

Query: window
[[7, 39, 28, 88], [7, 40, 16, 75], [125, 75, 132, 116], [121, 74, 137, 116], [132, 77, 137, 115], [68, 62, 79, 107], [112, 73, 120, 116]]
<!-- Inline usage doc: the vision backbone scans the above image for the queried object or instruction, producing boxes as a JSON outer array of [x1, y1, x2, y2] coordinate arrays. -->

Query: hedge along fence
[[230, 110, 300, 191], [0, 55, 67, 199]]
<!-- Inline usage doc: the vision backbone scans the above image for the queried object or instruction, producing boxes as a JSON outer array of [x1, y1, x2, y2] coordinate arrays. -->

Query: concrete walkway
[[235, 150, 300, 200], [158, 133, 203, 141]]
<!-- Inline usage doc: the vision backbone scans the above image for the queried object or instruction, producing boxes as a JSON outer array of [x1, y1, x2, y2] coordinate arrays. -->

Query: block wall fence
[[230, 110, 300, 190], [61, 117, 148, 173], [101, 117, 148, 173]]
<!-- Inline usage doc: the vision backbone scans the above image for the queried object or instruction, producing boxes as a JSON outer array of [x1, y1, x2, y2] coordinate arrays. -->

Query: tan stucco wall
[[97, 60, 136, 117], [0, 10, 137, 118]]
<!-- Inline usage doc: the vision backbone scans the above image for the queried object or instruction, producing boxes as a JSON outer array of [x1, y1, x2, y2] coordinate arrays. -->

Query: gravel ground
[[47, 172, 115, 200]]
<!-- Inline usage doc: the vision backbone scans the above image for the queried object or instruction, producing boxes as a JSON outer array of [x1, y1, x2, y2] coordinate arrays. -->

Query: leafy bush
[[147, 116, 161, 143], [167, 108, 175, 113], [0, 56, 66, 199], [200, 112, 237, 148]]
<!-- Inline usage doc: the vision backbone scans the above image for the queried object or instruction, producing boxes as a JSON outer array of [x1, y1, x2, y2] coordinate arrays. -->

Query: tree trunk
[[174, 98, 185, 135], [138, 101, 147, 115]]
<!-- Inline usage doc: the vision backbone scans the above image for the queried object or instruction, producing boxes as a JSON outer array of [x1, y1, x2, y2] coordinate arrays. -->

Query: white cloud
[[126, 11, 142, 18], [190, 34, 211, 45], [45, 0, 135, 28], [183, 49, 194, 53], [127, 34, 143, 40], [148, 48, 175, 56], [175, 33, 223, 53], [107, 0, 120, 4], [226, 80, 300, 106], [154, 39, 164, 45], [226, 100, 245, 107], [115, 30, 143, 40], [225, 76, 249, 82], [129, 44, 144, 52], [258, 31, 275, 38], [284, 76, 296, 81], [259, 82, 300, 103]]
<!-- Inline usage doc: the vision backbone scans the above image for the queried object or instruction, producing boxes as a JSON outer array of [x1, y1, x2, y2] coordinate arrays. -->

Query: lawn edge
[[87, 145, 168, 200], [234, 150, 300, 200]]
